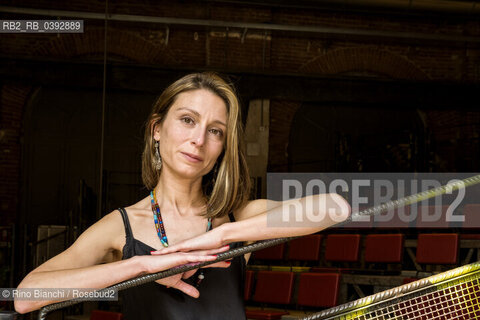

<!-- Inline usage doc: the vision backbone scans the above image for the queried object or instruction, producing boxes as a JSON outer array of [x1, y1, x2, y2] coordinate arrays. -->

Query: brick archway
[[32, 26, 176, 64], [269, 46, 430, 172], [299, 46, 430, 80]]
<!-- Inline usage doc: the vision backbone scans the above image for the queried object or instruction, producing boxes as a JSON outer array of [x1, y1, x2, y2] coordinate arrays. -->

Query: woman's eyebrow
[[177, 107, 227, 127], [177, 107, 200, 117]]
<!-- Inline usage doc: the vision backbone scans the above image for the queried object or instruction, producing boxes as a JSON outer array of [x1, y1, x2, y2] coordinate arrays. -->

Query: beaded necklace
[[150, 190, 212, 247], [149, 189, 212, 287], [150, 190, 169, 247]]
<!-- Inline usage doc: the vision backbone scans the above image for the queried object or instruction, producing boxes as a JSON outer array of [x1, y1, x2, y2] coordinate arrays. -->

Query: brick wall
[[298, 46, 430, 80]]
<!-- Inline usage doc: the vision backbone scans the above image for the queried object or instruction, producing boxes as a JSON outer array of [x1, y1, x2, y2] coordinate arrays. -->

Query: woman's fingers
[[174, 280, 200, 298], [150, 229, 226, 254], [201, 260, 232, 268], [188, 245, 229, 257], [146, 253, 214, 274], [151, 244, 229, 256], [148, 253, 232, 299], [183, 253, 218, 263], [150, 243, 185, 255], [169, 257, 231, 272], [182, 269, 198, 279], [154, 278, 200, 298], [150, 249, 166, 255], [204, 245, 230, 255]]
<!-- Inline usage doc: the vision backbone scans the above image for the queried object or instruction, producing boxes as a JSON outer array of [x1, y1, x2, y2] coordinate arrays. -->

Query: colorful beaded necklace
[[149, 189, 213, 287], [149, 189, 212, 248]]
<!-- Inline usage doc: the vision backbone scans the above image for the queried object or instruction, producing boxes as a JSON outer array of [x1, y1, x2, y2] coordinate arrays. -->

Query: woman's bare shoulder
[[121, 196, 151, 222], [108, 196, 150, 247]]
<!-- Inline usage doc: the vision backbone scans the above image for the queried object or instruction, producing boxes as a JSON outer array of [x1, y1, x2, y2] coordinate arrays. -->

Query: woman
[[15, 72, 350, 319]]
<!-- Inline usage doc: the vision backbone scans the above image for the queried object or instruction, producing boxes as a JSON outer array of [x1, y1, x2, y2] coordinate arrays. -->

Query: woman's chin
[[172, 167, 206, 180]]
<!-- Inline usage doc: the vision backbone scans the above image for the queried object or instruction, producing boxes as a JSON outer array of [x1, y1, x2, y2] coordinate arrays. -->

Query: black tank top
[[118, 208, 247, 320]]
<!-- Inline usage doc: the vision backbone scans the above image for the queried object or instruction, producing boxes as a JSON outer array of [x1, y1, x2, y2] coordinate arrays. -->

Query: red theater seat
[[416, 233, 459, 264], [253, 243, 285, 260], [364, 234, 404, 263], [246, 271, 295, 320], [253, 271, 295, 304], [90, 310, 123, 320], [325, 234, 361, 262], [288, 234, 323, 261], [297, 273, 340, 308]]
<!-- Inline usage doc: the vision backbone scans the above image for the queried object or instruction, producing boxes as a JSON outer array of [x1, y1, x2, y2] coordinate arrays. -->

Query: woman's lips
[[182, 152, 203, 163]]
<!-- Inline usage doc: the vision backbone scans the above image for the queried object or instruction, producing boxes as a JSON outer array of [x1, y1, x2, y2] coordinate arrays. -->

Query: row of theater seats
[[245, 233, 470, 319], [245, 270, 340, 320], [251, 233, 462, 265]]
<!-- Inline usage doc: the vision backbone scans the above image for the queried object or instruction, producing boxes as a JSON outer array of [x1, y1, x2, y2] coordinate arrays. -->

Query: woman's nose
[[191, 127, 206, 146]]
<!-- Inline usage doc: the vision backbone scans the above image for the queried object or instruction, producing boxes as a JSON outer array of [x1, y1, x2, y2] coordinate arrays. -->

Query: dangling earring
[[155, 141, 162, 170]]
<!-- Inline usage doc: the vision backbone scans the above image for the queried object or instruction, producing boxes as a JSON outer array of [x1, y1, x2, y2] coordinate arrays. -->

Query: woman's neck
[[154, 170, 206, 217]]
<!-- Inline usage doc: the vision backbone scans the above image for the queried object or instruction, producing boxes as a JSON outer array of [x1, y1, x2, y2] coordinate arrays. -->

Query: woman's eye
[[209, 128, 223, 137], [181, 117, 194, 125]]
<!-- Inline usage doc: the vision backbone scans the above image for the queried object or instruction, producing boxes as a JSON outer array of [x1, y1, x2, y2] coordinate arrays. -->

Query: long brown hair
[[142, 72, 251, 218]]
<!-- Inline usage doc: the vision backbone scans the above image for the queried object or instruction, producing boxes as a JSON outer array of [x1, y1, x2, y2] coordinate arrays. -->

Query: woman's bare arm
[[14, 211, 221, 314], [223, 194, 350, 242], [152, 194, 351, 254]]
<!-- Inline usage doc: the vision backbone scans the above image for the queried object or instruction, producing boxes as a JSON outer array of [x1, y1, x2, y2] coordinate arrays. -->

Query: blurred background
[[1, 0, 480, 319]]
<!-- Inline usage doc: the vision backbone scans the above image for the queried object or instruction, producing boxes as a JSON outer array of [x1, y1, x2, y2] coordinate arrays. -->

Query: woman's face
[[154, 89, 228, 180]]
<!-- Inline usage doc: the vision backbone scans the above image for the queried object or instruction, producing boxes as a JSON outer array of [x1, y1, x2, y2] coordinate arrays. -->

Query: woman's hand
[[150, 226, 229, 255], [153, 269, 199, 298], [143, 245, 230, 298]]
